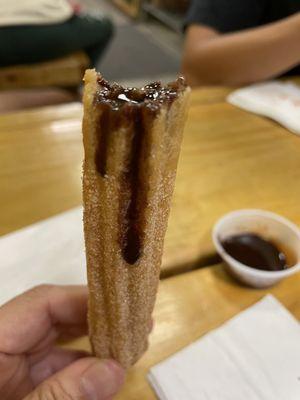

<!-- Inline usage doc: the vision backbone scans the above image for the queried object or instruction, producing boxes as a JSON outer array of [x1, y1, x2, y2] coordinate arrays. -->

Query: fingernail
[[80, 360, 125, 400]]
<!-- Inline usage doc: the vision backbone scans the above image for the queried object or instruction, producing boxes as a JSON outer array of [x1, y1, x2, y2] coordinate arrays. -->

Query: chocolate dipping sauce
[[221, 233, 289, 271]]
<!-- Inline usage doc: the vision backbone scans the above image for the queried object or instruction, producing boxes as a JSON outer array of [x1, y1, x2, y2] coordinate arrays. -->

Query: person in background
[[0, 285, 125, 400], [0, 0, 113, 67], [182, 0, 300, 86]]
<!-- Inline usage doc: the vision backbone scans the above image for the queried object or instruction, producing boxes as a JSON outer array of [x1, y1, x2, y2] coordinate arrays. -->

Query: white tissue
[[149, 295, 300, 400], [227, 81, 300, 135], [0, 207, 86, 305]]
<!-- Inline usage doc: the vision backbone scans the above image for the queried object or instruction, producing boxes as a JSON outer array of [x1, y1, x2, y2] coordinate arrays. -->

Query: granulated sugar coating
[[82, 69, 190, 368]]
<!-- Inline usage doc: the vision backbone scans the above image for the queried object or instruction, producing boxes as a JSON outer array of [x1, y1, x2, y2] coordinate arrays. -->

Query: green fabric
[[0, 14, 114, 67]]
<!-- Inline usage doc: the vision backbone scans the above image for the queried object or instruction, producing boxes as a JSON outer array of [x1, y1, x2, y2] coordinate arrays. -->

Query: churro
[[82, 69, 190, 368]]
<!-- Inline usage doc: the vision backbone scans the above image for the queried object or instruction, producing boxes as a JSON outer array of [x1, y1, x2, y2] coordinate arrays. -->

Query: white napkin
[[148, 295, 300, 400], [227, 81, 300, 135], [0, 207, 86, 305]]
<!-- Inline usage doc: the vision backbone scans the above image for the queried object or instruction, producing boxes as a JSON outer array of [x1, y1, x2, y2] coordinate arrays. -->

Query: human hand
[[0, 285, 125, 400]]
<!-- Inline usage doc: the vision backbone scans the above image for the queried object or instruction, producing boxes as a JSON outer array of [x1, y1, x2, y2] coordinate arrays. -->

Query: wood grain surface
[[1, 85, 300, 276], [1, 84, 300, 399], [162, 90, 300, 275]]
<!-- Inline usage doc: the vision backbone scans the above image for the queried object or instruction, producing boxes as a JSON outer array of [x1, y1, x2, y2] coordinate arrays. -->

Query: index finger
[[0, 285, 88, 354]]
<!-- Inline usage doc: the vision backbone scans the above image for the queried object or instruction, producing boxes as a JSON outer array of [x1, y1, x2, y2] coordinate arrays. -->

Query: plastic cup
[[212, 209, 300, 288]]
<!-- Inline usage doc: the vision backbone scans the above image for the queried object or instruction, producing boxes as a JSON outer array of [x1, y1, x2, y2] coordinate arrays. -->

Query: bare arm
[[182, 12, 300, 86]]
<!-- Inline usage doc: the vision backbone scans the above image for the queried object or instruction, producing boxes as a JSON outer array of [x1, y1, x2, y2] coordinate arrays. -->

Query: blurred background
[[91, 0, 185, 86], [0, 0, 188, 113]]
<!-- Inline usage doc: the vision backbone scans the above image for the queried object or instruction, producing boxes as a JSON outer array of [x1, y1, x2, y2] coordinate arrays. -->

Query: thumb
[[25, 357, 125, 400]]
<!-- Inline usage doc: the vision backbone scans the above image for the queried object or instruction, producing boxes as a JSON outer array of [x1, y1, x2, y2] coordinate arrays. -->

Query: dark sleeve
[[184, 0, 267, 33]]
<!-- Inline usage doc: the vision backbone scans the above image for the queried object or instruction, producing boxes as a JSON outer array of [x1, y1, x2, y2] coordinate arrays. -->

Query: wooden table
[[163, 96, 300, 276], [1, 86, 300, 398], [1, 86, 300, 277], [67, 263, 300, 399]]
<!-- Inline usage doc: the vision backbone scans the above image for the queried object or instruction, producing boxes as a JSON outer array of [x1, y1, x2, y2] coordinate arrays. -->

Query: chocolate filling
[[118, 107, 145, 264], [95, 76, 186, 111], [94, 76, 186, 264]]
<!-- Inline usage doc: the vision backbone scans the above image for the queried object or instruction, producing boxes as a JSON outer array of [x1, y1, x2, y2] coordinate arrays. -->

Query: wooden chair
[[0, 51, 90, 90]]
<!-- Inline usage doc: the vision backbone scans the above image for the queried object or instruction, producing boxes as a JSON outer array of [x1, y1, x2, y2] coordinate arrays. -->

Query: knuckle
[[29, 284, 54, 296], [0, 352, 9, 367], [37, 379, 75, 400], [24, 284, 56, 304]]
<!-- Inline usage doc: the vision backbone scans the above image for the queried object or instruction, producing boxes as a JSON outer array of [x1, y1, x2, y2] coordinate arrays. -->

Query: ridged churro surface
[[82, 69, 190, 368]]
